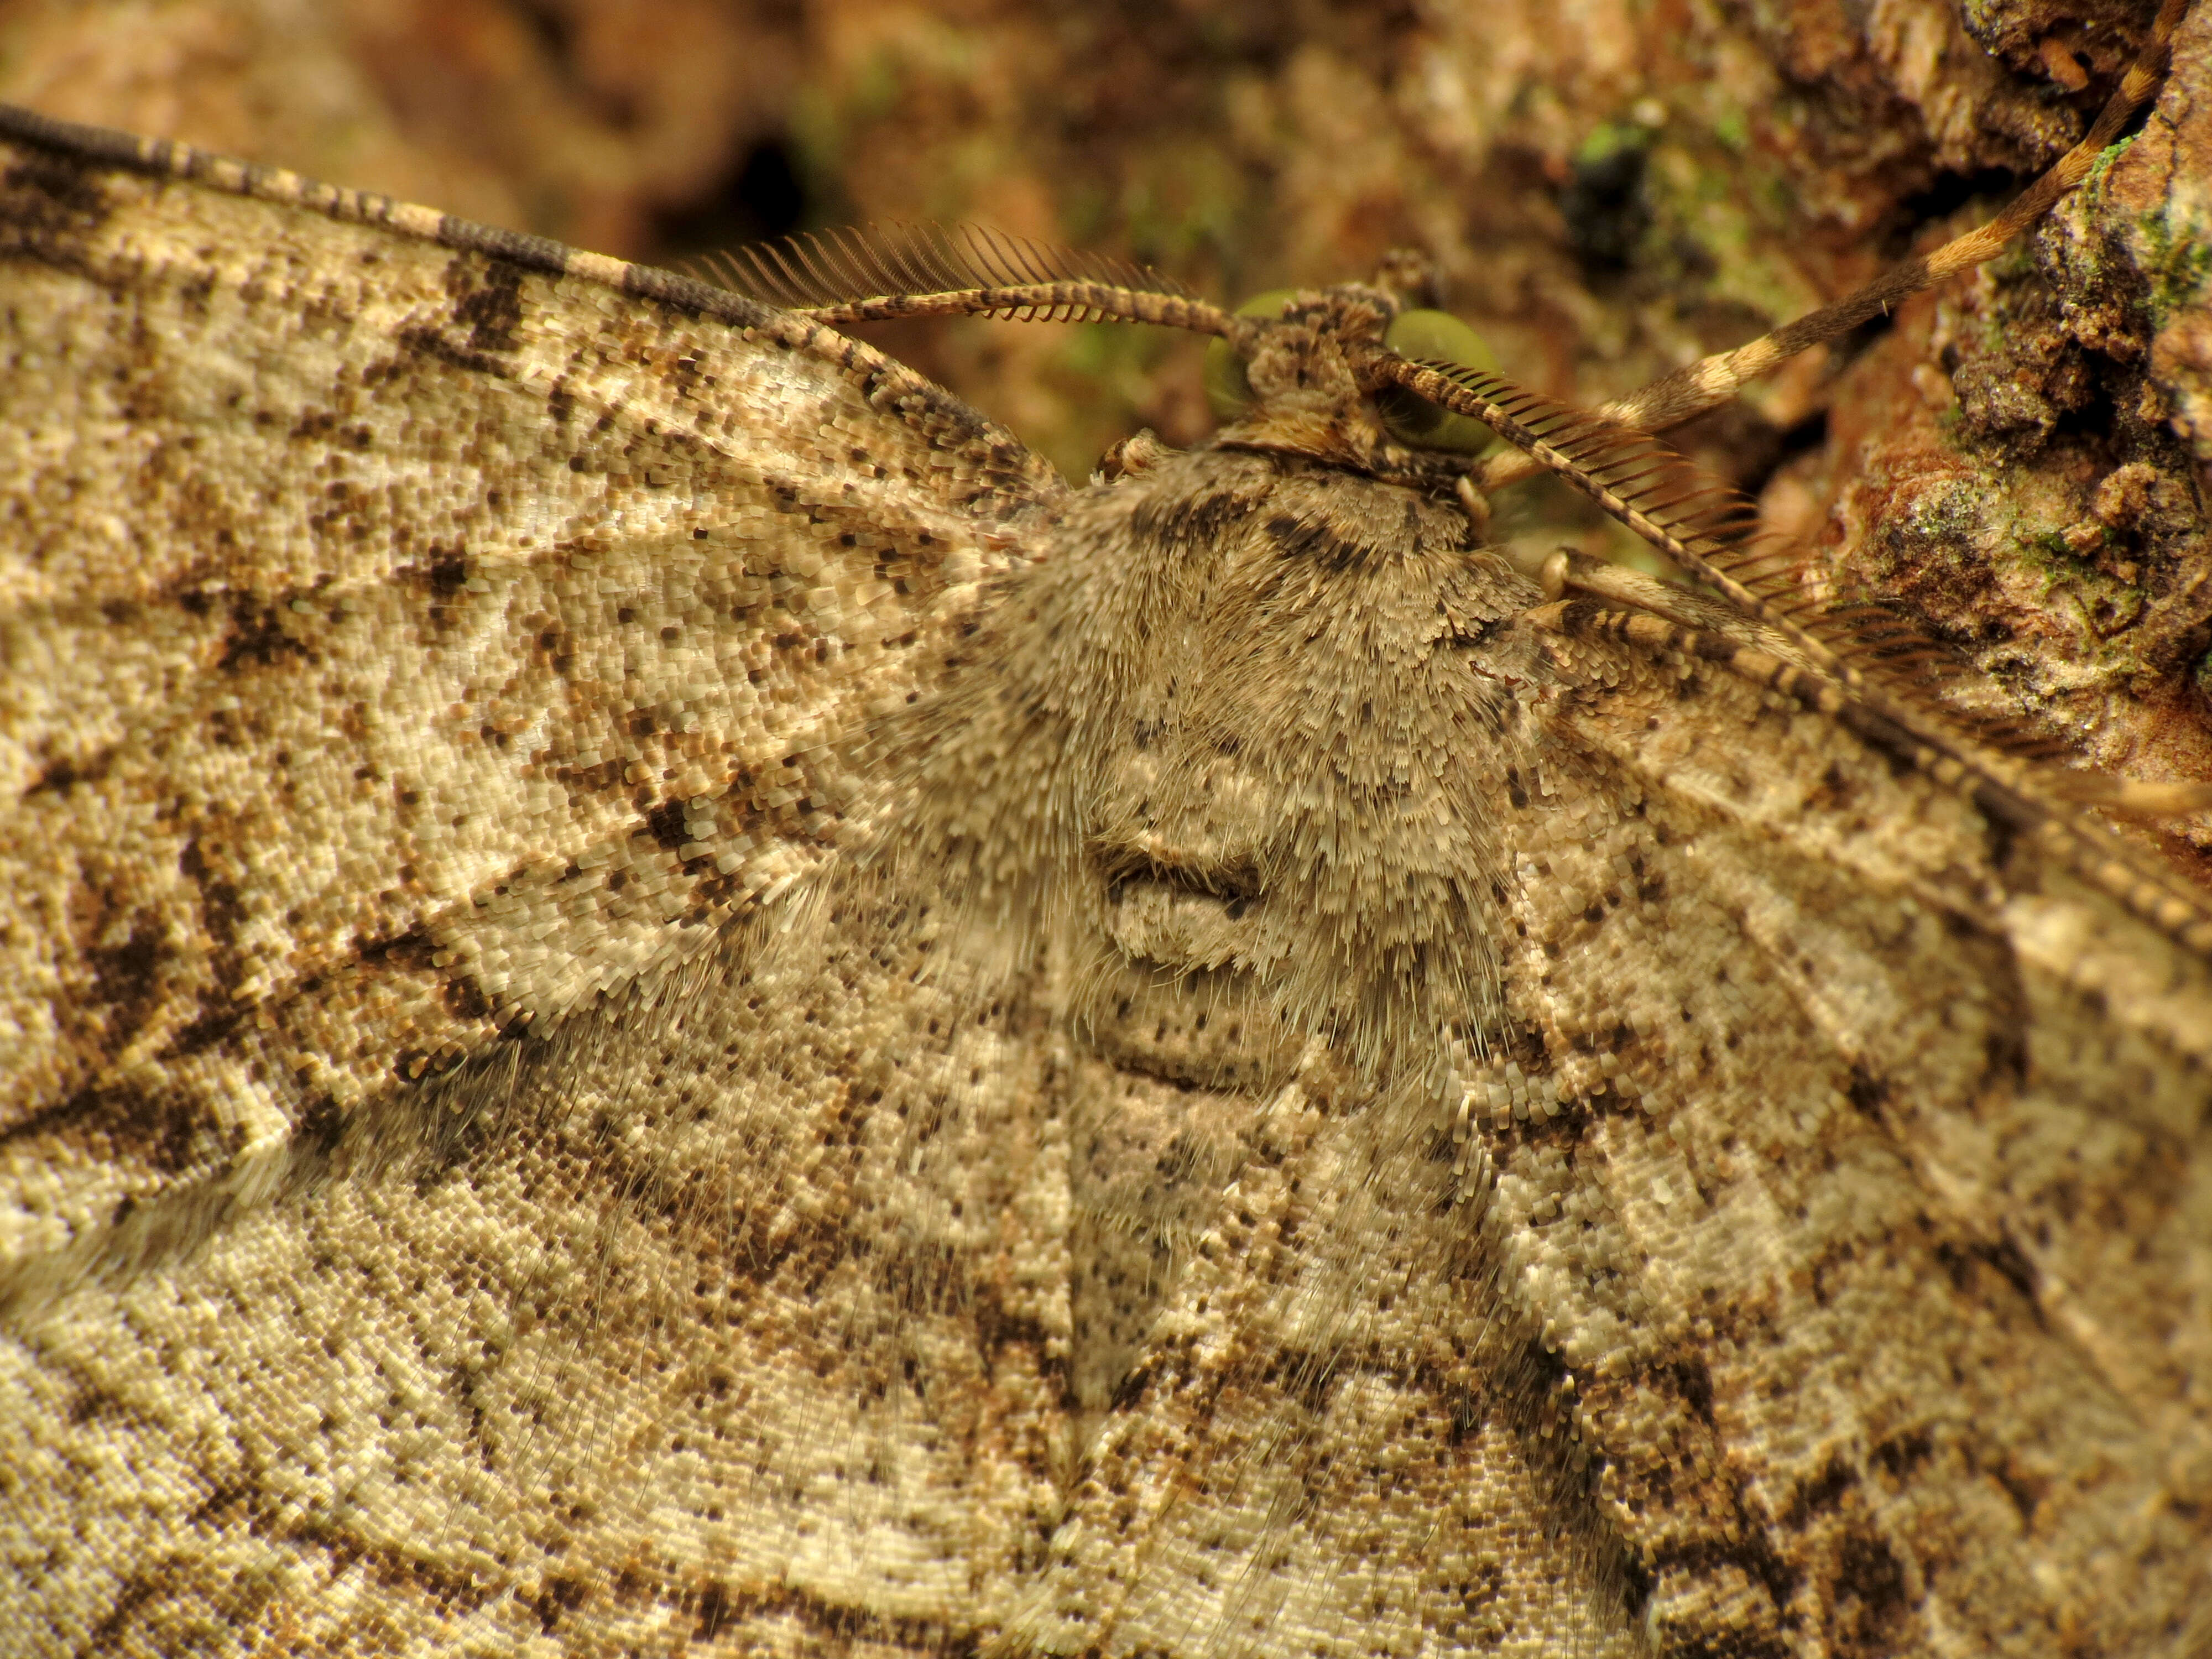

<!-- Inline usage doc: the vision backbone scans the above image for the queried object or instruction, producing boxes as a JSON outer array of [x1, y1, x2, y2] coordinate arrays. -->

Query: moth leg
[[1473, 0, 2191, 491], [1530, 548, 1799, 654], [1452, 473, 1491, 540]]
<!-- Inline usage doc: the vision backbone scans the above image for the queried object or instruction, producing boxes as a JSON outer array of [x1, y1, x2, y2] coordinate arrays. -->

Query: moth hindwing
[[1, 8, 2208, 1655]]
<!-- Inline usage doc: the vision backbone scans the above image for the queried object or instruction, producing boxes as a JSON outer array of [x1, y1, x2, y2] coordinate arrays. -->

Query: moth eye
[[1202, 289, 1300, 424], [1376, 307, 1501, 453]]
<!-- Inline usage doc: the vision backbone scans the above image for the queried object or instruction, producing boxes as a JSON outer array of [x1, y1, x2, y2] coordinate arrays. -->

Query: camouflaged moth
[[2, 3, 2209, 1653]]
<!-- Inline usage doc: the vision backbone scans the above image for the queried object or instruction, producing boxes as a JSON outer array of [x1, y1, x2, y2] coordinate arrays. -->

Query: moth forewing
[[3, 9, 2212, 1655], [0, 103, 1070, 1299], [0, 101, 1078, 1651]]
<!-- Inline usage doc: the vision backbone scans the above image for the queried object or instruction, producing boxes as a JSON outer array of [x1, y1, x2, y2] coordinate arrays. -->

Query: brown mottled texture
[[1, 0, 2203, 831], [0, 113, 1058, 1308], [2, 4, 2210, 1657]]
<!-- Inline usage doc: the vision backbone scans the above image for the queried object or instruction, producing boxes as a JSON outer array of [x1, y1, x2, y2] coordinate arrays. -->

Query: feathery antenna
[[685, 221, 1237, 334]]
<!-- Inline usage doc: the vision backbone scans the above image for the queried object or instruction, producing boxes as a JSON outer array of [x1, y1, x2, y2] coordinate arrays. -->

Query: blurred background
[[4, 0, 2208, 837]]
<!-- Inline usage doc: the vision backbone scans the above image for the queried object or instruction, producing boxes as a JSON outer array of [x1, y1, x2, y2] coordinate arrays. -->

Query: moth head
[[1202, 286, 1503, 466], [695, 221, 1512, 480]]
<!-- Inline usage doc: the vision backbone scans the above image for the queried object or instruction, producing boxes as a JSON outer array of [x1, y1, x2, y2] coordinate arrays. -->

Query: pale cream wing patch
[[1477, 624, 2212, 1656], [0, 117, 1065, 1304], [4, 885, 1075, 1658]]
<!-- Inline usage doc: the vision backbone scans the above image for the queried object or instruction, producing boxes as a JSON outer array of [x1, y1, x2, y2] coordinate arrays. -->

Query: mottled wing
[[1477, 611, 2212, 1653], [0, 107, 1094, 1655], [0, 106, 1061, 1307], [9, 867, 1079, 1654]]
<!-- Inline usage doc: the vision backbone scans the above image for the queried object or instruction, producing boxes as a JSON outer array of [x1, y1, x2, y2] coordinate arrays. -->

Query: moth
[[2, 1, 2208, 1652]]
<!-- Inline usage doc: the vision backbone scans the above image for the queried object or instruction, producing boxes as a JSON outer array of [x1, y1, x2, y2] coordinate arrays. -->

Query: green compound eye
[[1202, 290, 1299, 424], [1375, 309, 1501, 453]]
